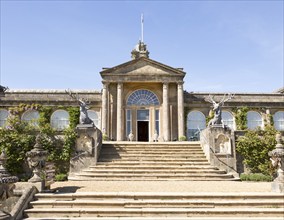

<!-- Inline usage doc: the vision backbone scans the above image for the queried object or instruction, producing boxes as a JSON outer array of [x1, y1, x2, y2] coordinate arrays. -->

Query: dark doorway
[[137, 121, 149, 142]]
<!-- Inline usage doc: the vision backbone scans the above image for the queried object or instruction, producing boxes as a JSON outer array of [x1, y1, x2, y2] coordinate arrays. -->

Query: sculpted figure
[[205, 94, 234, 127], [66, 89, 94, 125]]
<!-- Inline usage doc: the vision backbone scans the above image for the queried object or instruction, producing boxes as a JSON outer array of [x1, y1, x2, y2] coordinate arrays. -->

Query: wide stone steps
[[69, 142, 236, 181], [24, 192, 284, 219]]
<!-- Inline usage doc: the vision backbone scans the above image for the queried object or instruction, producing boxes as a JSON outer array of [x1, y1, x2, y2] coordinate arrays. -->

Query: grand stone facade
[[0, 42, 283, 141]]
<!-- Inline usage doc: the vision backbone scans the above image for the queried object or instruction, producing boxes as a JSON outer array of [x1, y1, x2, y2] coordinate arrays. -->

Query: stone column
[[117, 83, 123, 141], [163, 83, 170, 141], [101, 82, 108, 135], [177, 82, 185, 139]]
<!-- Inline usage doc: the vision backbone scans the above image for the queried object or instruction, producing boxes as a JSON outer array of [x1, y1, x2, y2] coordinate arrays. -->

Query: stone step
[[83, 169, 226, 174], [24, 207, 284, 218], [74, 172, 234, 181], [100, 151, 205, 155], [33, 192, 284, 200], [96, 161, 211, 165], [23, 217, 284, 220], [29, 199, 284, 209], [99, 158, 209, 162], [89, 165, 218, 169]]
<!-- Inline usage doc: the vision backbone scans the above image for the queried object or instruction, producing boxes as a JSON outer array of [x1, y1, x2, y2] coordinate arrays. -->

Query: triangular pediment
[[100, 57, 185, 77]]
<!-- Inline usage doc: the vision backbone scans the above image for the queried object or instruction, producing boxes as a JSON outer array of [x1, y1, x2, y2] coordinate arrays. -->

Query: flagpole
[[141, 13, 144, 43]]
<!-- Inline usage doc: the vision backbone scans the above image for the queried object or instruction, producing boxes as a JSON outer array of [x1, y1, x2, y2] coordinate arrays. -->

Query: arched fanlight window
[[273, 111, 284, 131], [21, 110, 40, 126], [187, 111, 206, 141], [127, 89, 159, 106], [0, 109, 9, 127], [222, 111, 234, 130], [247, 111, 262, 130], [87, 110, 100, 129], [51, 110, 69, 130]]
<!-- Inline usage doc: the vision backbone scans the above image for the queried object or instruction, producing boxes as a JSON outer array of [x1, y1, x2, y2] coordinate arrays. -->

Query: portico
[[100, 41, 186, 142]]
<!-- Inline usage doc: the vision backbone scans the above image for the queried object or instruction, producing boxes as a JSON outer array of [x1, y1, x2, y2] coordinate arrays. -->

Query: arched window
[[127, 89, 159, 106], [247, 111, 262, 130], [0, 109, 9, 127], [87, 110, 100, 129], [51, 110, 69, 130], [222, 111, 234, 130], [21, 110, 40, 126], [187, 111, 206, 141], [274, 111, 284, 131]]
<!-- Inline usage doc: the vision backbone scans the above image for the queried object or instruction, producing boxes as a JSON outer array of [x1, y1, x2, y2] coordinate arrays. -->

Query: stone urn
[[269, 133, 284, 192], [0, 150, 18, 200], [26, 134, 48, 183]]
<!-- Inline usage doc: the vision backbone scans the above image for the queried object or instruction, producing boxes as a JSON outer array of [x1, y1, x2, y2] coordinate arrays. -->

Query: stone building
[[0, 41, 283, 141]]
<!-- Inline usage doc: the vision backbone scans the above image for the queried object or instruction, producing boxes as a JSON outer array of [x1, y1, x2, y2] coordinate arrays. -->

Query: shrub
[[55, 173, 68, 181], [179, 136, 187, 141], [240, 173, 273, 182], [236, 125, 277, 176]]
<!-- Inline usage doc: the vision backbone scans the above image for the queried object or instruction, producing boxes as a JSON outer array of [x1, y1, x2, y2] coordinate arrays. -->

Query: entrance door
[[138, 121, 149, 142]]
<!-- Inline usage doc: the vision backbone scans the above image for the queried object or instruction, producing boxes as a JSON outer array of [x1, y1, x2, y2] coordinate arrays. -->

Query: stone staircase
[[23, 192, 284, 219], [68, 142, 237, 181]]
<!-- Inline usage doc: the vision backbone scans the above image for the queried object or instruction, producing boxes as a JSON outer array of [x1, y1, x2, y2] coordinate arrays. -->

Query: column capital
[[117, 82, 123, 89], [102, 82, 109, 89]]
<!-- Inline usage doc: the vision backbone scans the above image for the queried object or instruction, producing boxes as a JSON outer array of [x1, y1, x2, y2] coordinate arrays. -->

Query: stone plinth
[[69, 124, 102, 178], [269, 133, 284, 193], [200, 126, 238, 178]]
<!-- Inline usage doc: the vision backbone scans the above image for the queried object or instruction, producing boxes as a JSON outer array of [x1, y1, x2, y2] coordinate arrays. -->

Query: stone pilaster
[[163, 83, 170, 141], [177, 82, 185, 138], [117, 83, 123, 141], [101, 82, 108, 135]]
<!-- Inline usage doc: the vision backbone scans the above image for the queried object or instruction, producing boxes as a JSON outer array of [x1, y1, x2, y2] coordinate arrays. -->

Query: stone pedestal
[[200, 126, 238, 178], [269, 133, 284, 193], [69, 124, 102, 178]]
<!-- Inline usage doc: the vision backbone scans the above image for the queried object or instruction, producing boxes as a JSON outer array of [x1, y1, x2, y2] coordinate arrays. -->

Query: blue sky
[[0, 0, 283, 93]]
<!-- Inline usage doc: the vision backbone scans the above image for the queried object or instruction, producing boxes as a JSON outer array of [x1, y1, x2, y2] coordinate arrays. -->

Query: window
[[247, 111, 262, 130], [274, 111, 284, 131], [126, 109, 132, 137], [21, 110, 40, 126], [51, 110, 69, 130], [127, 89, 159, 106], [0, 109, 9, 127], [155, 109, 160, 135], [187, 111, 206, 141], [222, 111, 234, 130], [87, 110, 100, 129]]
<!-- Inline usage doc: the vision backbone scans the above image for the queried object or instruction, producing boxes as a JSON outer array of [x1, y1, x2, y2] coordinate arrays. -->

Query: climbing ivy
[[0, 103, 79, 179], [233, 107, 249, 130]]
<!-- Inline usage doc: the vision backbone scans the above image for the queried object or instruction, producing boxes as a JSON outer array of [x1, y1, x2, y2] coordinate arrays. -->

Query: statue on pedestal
[[66, 89, 94, 125], [205, 93, 234, 127]]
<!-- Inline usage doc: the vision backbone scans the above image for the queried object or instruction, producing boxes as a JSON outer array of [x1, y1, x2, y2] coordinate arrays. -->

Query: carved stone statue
[[66, 89, 94, 125], [205, 94, 234, 127], [269, 133, 284, 192]]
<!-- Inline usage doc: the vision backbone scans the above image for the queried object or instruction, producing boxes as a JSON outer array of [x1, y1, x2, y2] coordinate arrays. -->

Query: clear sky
[[0, 0, 283, 93]]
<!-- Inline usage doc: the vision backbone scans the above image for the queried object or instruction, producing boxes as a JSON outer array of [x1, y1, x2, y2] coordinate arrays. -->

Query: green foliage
[[54, 173, 68, 181], [67, 107, 80, 129], [236, 125, 277, 175], [233, 107, 249, 130], [206, 110, 214, 126], [102, 133, 109, 141], [179, 136, 187, 141], [0, 104, 79, 178], [240, 173, 273, 182]]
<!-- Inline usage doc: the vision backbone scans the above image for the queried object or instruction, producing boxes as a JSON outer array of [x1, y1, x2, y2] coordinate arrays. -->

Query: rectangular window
[[126, 109, 132, 136], [137, 110, 149, 121], [155, 109, 159, 134]]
